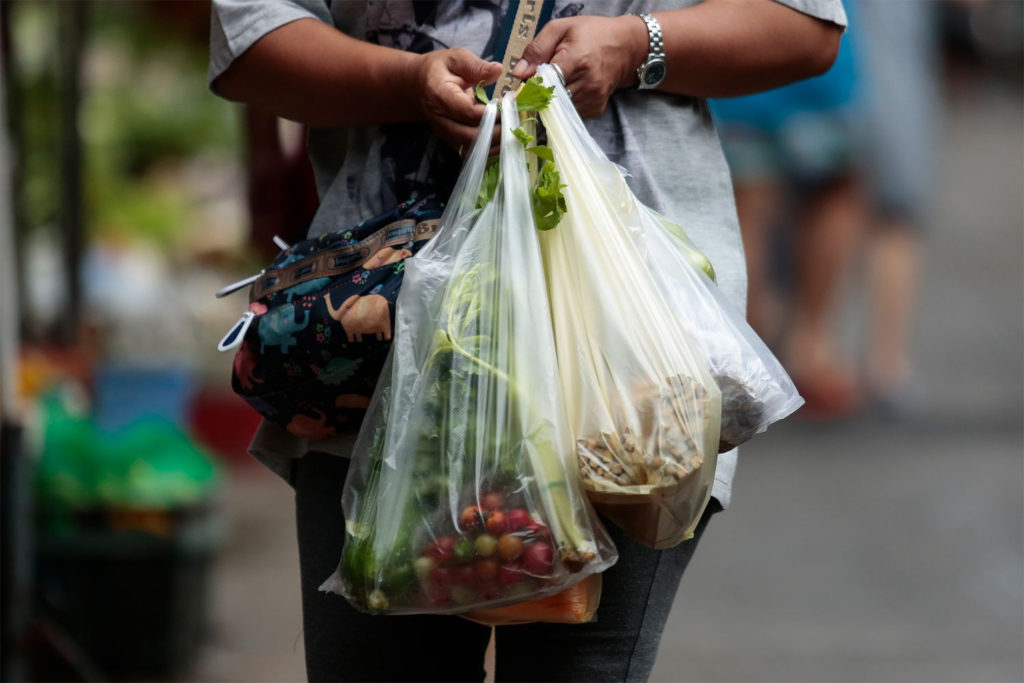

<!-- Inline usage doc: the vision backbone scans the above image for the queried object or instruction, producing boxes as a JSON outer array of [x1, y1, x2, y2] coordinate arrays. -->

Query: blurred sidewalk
[[650, 83, 1024, 682], [191, 463, 305, 682], [191, 84, 1022, 683]]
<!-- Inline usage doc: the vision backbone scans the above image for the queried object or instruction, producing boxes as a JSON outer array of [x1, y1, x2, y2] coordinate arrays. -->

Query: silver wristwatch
[[634, 13, 666, 90]]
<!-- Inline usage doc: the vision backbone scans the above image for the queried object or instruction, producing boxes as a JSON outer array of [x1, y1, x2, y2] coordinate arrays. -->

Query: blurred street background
[[1, 1, 1021, 682]]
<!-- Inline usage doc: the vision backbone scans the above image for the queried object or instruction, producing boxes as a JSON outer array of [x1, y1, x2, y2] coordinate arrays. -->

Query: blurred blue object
[[93, 364, 194, 432], [709, 6, 863, 184], [709, 6, 861, 131]]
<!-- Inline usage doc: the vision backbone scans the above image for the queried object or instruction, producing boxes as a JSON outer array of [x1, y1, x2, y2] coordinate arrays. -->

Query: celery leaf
[[476, 156, 501, 209], [532, 161, 567, 231], [474, 82, 489, 105], [513, 127, 535, 147], [516, 77, 555, 112], [526, 144, 554, 162]]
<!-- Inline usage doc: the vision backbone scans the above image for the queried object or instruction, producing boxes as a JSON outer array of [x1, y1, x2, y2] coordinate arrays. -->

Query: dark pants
[[293, 451, 719, 683]]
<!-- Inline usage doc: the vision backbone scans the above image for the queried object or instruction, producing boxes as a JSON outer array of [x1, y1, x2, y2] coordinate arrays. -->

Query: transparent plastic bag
[[462, 574, 602, 625], [320, 95, 616, 616], [534, 65, 722, 549], [643, 211, 803, 451]]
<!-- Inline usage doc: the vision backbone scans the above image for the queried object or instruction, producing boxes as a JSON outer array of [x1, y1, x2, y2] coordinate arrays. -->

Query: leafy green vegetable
[[532, 161, 567, 231], [516, 77, 555, 112], [513, 127, 535, 147], [526, 145, 554, 163], [475, 130, 566, 232], [474, 81, 490, 105], [476, 156, 500, 210]]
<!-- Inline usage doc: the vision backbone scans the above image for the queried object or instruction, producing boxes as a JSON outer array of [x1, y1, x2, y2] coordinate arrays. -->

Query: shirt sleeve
[[771, 0, 848, 29], [208, 0, 333, 90]]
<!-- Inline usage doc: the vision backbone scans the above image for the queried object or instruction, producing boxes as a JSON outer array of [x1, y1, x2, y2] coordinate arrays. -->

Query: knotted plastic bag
[[320, 94, 616, 617], [534, 65, 722, 549]]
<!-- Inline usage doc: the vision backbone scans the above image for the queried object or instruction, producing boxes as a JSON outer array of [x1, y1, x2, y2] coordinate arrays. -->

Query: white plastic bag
[[535, 65, 722, 549], [642, 210, 803, 451], [321, 94, 616, 616]]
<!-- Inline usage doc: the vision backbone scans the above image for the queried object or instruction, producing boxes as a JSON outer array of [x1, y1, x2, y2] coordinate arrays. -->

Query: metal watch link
[[634, 13, 666, 90]]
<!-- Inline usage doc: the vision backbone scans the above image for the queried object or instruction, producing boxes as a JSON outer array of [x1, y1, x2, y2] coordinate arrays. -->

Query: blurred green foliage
[[13, 0, 240, 247]]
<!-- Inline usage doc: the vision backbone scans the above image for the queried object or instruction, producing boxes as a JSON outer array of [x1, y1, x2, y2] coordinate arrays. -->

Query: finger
[[431, 114, 486, 152], [510, 19, 571, 79], [446, 48, 504, 88], [488, 122, 502, 157], [553, 53, 582, 90], [433, 84, 488, 125], [563, 71, 586, 97]]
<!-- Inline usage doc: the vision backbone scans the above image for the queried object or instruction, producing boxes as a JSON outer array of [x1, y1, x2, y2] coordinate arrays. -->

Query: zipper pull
[[217, 311, 256, 352], [273, 235, 291, 250], [215, 270, 265, 299]]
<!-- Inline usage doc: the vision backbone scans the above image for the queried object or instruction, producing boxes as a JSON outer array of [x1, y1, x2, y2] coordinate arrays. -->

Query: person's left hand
[[509, 15, 649, 118]]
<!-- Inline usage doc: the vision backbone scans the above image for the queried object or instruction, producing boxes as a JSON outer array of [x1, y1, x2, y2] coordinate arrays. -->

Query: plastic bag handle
[[437, 101, 499, 229]]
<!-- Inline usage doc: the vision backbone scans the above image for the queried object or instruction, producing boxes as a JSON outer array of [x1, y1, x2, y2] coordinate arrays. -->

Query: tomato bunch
[[413, 491, 556, 607]]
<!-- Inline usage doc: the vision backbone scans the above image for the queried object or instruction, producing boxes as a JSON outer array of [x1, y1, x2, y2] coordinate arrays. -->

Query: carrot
[[462, 574, 602, 626]]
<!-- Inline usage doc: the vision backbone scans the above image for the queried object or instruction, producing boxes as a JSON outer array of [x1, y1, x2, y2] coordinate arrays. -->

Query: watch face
[[644, 62, 666, 86]]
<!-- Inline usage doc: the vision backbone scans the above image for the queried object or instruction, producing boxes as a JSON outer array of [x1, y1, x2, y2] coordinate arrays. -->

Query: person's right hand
[[413, 48, 503, 154]]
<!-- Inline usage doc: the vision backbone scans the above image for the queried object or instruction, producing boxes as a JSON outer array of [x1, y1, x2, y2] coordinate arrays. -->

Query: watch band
[[635, 13, 666, 90], [638, 13, 664, 60]]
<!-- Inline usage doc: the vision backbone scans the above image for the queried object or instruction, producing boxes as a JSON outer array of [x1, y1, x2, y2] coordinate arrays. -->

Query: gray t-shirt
[[210, 0, 847, 508]]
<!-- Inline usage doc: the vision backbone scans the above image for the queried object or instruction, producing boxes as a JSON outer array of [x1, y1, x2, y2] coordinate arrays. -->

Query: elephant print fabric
[[230, 196, 444, 438]]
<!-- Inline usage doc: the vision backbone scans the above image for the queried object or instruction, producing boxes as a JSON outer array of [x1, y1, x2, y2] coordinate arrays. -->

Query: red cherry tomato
[[425, 536, 456, 563], [474, 558, 499, 581], [522, 541, 554, 575], [525, 520, 550, 543], [506, 508, 531, 532], [460, 505, 484, 532], [454, 565, 476, 585], [480, 491, 505, 511], [498, 562, 522, 586], [485, 511, 507, 535], [429, 565, 453, 587]]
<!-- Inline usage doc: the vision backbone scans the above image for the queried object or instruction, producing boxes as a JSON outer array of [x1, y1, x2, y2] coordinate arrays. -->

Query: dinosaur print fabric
[[231, 196, 444, 440]]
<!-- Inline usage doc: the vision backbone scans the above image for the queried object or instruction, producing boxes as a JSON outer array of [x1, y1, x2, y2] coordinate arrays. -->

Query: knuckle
[[521, 42, 542, 62]]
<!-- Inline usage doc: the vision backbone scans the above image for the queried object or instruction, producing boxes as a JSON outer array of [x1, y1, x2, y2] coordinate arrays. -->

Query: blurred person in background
[[857, 0, 940, 416], [711, 0, 941, 420], [208, 0, 845, 680], [709, 9, 865, 419]]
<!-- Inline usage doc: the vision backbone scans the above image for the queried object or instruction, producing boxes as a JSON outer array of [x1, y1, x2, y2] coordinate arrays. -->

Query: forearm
[[212, 18, 422, 127], [513, 0, 843, 118], [651, 0, 842, 97]]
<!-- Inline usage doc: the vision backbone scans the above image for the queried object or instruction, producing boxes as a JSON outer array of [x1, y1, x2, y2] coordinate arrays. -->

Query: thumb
[[447, 49, 503, 86], [511, 20, 569, 79]]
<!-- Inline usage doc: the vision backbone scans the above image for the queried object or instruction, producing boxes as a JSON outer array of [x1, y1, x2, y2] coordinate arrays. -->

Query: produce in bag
[[533, 65, 722, 549], [320, 93, 616, 616], [463, 574, 602, 626], [642, 212, 803, 451]]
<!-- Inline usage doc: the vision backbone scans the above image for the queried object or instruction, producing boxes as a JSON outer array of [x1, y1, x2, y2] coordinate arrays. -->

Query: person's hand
[[413, 48, 503, 153], [509, 16, 649, 118]]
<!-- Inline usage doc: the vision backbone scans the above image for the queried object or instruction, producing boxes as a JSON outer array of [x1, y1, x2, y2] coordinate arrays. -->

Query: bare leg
[[786, 175, 867, 415], [734, 182, 784, 341], [865, 220, 921, 401]]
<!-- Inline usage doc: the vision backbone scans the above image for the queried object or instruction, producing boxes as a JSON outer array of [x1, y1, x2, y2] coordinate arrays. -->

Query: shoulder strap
[[490, 0, 555, 98]]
